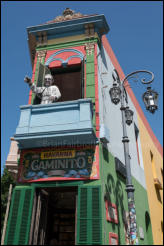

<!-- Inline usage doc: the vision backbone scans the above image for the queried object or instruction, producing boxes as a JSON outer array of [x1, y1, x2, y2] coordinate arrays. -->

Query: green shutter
[[45, 65, 51, 76], [92, 187, 101, 244], [77, 186, 102, 245], [33, 63, 51, 104], [36, 62, 44, 87], [4, 186, 34, 245], [36, 62, 51, 87], [4, 189, 21, 245], [78, 187, 88, 244]]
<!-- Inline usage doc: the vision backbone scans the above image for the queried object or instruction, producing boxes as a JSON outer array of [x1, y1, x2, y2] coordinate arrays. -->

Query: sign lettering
[[17, 146, 99, 182]]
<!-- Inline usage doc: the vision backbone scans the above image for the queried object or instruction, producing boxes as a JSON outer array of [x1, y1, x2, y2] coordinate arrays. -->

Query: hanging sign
[[17, 146, 99, 182]]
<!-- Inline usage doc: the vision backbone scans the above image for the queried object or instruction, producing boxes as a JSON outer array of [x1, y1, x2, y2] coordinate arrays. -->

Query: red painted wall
[[45, 46, 86, 68]]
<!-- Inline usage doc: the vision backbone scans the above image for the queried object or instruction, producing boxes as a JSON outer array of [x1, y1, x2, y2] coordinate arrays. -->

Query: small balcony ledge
[[14, 99, 98, 149], [154, 178, 163, 190]]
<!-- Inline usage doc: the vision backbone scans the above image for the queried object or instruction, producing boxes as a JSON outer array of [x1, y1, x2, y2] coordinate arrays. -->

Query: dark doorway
[[29, 187, 77, 245], [51, 65, 83, 102]]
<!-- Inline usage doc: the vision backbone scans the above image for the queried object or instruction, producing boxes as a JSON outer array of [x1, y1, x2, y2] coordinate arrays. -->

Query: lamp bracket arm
[[122, 70, 154, 86], [112, 69, 121, 84]]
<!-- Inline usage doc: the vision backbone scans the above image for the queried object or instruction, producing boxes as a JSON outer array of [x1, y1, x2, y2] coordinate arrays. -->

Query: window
[[33, 62, 84, 105], [161, 221, 163, 232], [51, 64, 83, 102], [105, 201, 118, 224], [150, 151, 157, 178], [161, 168, 163, 182], [150, 151, 163, 201]]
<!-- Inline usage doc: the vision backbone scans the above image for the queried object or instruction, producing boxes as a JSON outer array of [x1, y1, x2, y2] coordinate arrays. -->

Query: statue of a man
[[24, 74, 61, 104]]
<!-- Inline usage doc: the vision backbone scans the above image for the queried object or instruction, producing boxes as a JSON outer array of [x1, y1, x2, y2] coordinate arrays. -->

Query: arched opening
[[46, 49, 85, 103], [33, 49, 85, 105]]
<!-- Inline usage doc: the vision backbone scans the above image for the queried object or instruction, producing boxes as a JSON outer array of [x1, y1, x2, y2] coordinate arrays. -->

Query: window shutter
[[36, 63, 50, 87], [92, 187, 102, 244], [36, 62, 45, 87], [45, 65, 51, 76], [4, 186, 34, 245], [78, 187, 88, 244], [4, 189, 21, 245], [33, 63, 51, 104], [77, 186, 102, 245]]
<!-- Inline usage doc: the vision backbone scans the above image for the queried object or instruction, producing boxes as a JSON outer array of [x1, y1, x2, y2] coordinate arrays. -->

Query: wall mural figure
[[24, 74, 61, 104]]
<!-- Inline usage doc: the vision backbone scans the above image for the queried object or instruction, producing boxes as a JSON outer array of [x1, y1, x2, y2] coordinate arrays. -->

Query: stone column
[[5, 137, 19, 179]]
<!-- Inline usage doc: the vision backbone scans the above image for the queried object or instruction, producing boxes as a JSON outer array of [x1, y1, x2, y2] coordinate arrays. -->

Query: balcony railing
[[14, 99, 97, 149]]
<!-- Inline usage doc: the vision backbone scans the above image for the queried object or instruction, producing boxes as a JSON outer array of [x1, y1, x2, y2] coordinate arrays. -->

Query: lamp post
[[109, 69, 158, 245]]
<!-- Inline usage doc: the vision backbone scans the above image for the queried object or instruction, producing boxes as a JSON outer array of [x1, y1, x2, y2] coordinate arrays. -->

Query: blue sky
[[1, 1, 163, 174]]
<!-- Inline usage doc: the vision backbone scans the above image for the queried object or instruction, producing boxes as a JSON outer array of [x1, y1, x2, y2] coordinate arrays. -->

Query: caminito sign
[[18, 146, 99, 182]]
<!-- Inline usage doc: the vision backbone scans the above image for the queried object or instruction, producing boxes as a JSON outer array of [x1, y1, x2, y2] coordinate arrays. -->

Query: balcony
[[14, 99, 98, 149]]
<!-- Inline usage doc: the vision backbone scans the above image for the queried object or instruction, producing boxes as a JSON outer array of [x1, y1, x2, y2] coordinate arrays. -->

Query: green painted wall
[[98, 144, 153, 245], [85, 45, 96, 130]]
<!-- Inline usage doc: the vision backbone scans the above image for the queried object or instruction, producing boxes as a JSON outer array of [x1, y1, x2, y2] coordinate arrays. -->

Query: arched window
[[33, 48, 85, 104]]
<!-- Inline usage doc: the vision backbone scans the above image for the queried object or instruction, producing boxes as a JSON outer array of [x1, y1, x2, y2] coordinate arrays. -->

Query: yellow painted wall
[[47, 34, 87, 46], [137, 114, 163, 245]]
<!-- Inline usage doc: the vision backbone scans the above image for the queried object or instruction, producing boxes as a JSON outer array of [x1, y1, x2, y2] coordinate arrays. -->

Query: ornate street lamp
[[109, 68, 158, 245], [142, 86, 158, 114], [125, 107, 134, 125], [109, 83, 121, 105]]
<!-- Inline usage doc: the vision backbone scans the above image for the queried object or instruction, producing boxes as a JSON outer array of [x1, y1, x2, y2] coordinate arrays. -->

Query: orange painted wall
[[137, 115, 163, 245]]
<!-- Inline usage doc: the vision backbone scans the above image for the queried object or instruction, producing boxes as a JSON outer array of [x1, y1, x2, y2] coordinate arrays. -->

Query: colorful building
[[4, 8, 162, 245], [101, 36, 163, 245], [137, 116, 163, 245]]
